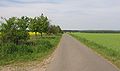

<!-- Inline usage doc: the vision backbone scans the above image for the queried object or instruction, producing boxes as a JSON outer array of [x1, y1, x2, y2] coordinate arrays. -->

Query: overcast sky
[[0, 0, 120, 30]]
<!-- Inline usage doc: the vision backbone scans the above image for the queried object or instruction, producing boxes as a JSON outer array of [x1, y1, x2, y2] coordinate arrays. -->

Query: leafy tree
[[0, 14, 63, 44], [0, 16, 30, 44], [1, 17, 18, 43], [56, 25, 63, 33], [29, 17, 39, 37], [37, 14, 50, 37], [17, 16, 30, 42], [48, 25, 63, 35], [29, 14, 50, 37], [48, 25, 58, 35]]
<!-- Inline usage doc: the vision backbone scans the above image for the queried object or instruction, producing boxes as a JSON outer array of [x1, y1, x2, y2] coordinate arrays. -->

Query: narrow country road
[[46, 34, 119, 71]]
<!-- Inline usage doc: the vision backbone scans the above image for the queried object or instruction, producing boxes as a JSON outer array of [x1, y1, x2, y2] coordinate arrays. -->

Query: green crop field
[[70, 33, 120, 69]]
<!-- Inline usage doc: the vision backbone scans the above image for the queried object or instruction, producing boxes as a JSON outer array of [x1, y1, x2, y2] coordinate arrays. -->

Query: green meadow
[[70, 33, 120, 68]]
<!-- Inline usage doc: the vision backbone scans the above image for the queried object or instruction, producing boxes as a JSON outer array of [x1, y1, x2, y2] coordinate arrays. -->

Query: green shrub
[[0, 36, 61, 65]]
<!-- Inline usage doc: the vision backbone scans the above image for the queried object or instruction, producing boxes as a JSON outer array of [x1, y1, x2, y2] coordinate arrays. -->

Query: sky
[[0, 0, 120, 30]]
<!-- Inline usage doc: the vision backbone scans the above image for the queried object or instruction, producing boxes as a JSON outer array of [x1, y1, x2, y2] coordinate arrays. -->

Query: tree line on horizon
[[63, 30, 120, 33], [0, 14, 63, 44]]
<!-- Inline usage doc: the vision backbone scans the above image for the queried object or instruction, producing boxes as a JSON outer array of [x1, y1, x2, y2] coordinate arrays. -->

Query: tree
[[0, 16, 30, 44], [1, 17, 18, 43], [37, 14, 50, 37], [17, 16, 30, 42], [56, 25, 63, 33], [47, 24, 63, 35], [29, 14, 50, 37], [29, 17, 39, 37], [0, 14, 63, 44], [48, 25, 58, 35]]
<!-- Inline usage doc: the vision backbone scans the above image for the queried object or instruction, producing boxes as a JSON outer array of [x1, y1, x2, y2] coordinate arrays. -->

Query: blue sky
[[0, 0, 120, 30]]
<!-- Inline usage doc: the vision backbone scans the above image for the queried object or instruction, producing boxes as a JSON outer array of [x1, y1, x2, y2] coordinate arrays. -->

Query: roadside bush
[[17, 45, 34, 54], [0, 36, 61, 65], [0, 43, 33, 57], [0, 43, 17, 55], [35, 38, 53, 53]]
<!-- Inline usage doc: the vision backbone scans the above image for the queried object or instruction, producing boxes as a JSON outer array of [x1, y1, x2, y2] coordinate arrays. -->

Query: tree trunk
[[41, 32, 42, 37], [35, 32, 37, 39]]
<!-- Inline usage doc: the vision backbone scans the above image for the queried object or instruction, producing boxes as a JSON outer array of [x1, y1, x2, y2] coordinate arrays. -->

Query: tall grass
[[70, 33, 120, 69], [0, 35, 61, 66]]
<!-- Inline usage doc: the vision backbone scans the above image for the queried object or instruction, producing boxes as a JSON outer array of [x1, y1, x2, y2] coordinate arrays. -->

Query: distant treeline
[[63, 30, 120, 33]]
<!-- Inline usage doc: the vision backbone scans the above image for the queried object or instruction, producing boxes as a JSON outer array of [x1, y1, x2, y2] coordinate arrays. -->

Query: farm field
[[70, 33, 120, 69]]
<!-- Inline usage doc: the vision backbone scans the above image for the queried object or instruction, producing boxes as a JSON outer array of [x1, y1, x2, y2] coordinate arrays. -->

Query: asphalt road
[[46, 34, 119, 71]]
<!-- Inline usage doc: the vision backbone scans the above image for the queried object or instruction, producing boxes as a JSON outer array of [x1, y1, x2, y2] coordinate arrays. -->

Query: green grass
[[70, 33, 120, 69], [0, 35, 61, 66]]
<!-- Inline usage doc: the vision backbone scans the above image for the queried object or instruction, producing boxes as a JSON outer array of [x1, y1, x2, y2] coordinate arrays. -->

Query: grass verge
[[0, 35, 61, 66]]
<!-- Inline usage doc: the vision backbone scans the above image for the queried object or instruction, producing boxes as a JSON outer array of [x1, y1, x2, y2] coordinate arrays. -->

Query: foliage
[[0, 14, 63, 66], [29, 14, 49, 37], [0, 14, 63, 44], [0, 16, 30, 44], [71, 33, 120, 68], [28, 14, 62, 37], [37, 14, 50, 36], [48, 25, 63, 35], [29, 17, 40, 36], [0, 36, 61, 65]]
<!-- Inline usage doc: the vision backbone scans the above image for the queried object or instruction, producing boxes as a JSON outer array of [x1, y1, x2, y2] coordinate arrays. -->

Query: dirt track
[[46, 34, 119, 71]]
